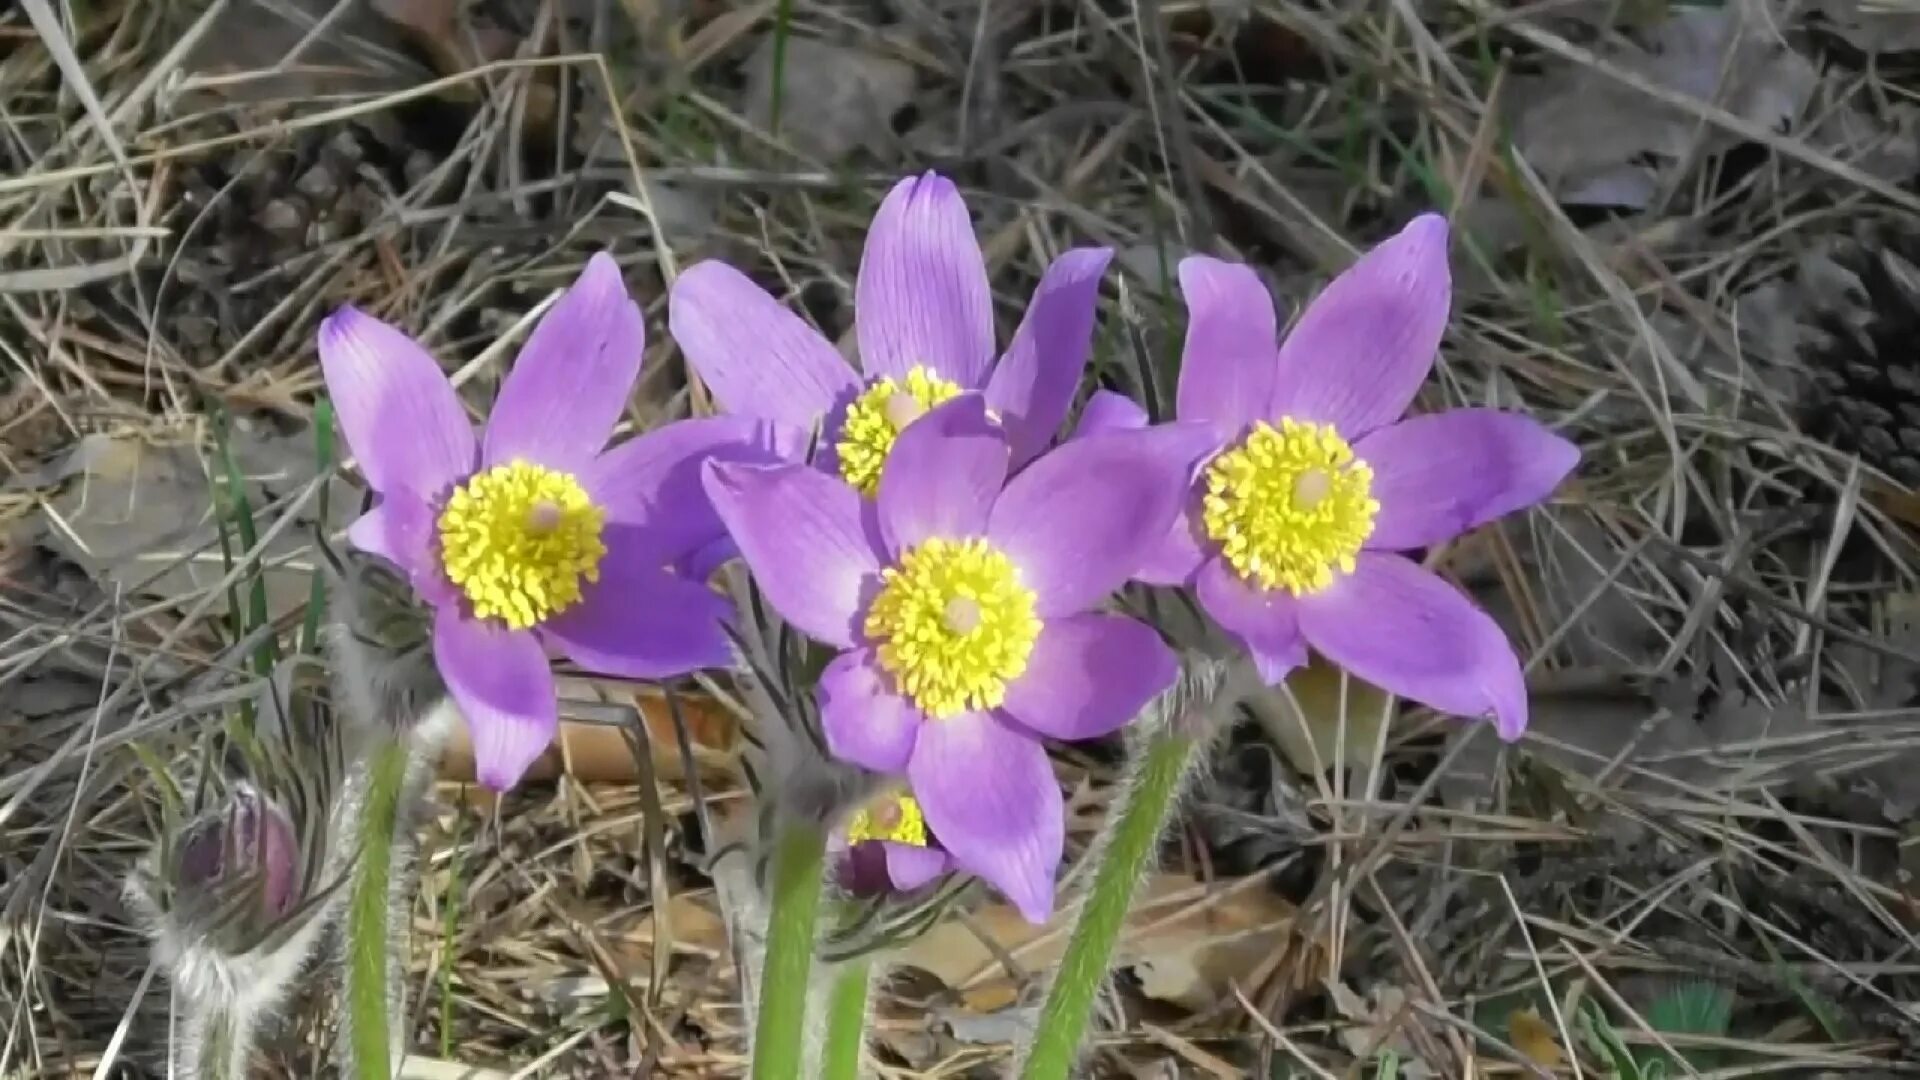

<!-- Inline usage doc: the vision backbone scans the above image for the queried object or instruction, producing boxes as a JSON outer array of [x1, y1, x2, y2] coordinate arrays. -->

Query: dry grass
[[3, 0, 1919, 1076]]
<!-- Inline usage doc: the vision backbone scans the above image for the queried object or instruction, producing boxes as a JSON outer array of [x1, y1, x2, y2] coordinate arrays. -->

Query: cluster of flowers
[[320, 172, 1577, 923]]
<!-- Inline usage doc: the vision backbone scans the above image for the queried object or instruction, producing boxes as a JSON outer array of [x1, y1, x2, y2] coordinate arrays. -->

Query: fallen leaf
[[1512, 5, 1816, 206], [1508, 1007, 1568, 1068], [743, 35, 916, 161], [1812, 0, 1920, 54], [180, 0, 426, 105], [896, 874, 1315, 1012], [1247, 654, 1394, 779], [438, 687, 741, 784]]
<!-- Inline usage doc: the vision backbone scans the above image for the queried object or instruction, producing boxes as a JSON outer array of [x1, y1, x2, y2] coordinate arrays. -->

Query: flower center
[[437, 461, 606, 629], [835, 364, 964, 496], [1201, 418, 1378, 595], [863, 537, 1041, 718], [844, 792, 929, 847]]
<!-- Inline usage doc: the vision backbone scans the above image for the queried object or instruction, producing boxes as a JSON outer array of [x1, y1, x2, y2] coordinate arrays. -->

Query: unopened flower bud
[[174, 787, 301, 925]]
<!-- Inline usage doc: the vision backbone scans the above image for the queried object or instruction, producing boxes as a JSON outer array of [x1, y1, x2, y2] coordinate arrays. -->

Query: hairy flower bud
[[173, 787, 301, 930]]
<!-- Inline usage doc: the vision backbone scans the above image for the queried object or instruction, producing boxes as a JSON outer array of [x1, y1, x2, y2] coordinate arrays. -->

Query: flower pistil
[[864, 537, 1041, 717], [438, 461, 606, 628], [1202, 418, 1378, 595]]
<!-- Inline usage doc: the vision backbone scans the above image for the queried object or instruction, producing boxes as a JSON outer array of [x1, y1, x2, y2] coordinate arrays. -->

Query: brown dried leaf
[[1508, 1008, 1567, 1068], [896, 875, 1311, 1011]]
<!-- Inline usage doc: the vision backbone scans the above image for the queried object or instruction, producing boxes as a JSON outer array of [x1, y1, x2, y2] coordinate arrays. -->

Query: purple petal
[[988, 423, 1215, 616], [1357, 409, 1580, 550], [433, 609, 557, 790], [854, 172, 994, 387], [1295, 552, 1527, 740], [483, 253, 644, 473], [1000, 614, 1176, 740], [1175, 256, 1280, 431], [702, 460, 881, 647], [540, 532, 732, 678], [1071, 389, 1148, 440], [318, 307, 475, 496], [818, 649, 924, 771], [1135, 497, 1211, 587], [1269, 214, 1451, 438], [581, 415, 801, 563], [669, 260, 861, 428], [676, 536, 735, 582], [908, 712, 1061, 923], [984, 248, 1113, 465], [876, 394, 1009, 557], [345, 494, 435, 584], [1195, 558, 1307, 684], [883, 842, 952, 890]]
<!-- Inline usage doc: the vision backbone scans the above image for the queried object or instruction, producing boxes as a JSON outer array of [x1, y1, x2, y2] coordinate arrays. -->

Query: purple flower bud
[[173, 787, 301, 924]]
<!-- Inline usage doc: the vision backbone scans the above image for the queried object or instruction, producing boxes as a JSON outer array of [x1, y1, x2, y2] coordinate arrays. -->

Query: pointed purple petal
[[540, 533, 732, 679], [1000, 614, 1176, 740], [984, 247, 1113, 465], [581, 415, 801, 562], [883, 842, 952, 890], [1195, 558, 1307, 684], [669, 260, 861, 428], [1175, 256, 1280, 431], [988, 424, 1215, 616], [876, 394, 1009, 557], [319, 307, 475, 496], [854, 172, 994, 386], [1357, 409, 1579, 550], [433, 609, 557, 790], [702, 460, 881, 647], [345, 494, 435, 584], [1071, 389, 1148, 440], [908, 712, 1061, 923], [1295, 552, 1527, 740], [1268, 214, 1451, 439], [1135, 498, 1210, 587], [483, 253, 644, 472], [819, 649, 924, 771]]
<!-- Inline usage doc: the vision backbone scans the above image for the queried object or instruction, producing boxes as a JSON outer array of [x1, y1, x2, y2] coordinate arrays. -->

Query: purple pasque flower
[[669, 170, 1113, 496], [702, 394, 1210, 922], [1094, 215, 1578, 740], [830, 788, 953, 897], [321, 253, 789, 789]]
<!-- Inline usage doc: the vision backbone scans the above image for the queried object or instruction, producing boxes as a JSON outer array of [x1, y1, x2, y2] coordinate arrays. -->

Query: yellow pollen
[[863, 537, 1041, 718], [844, 792, 930, 847], [1201, 418, 1379, 596], [836, 365, 964, 496], [437, 461, 606, 629]]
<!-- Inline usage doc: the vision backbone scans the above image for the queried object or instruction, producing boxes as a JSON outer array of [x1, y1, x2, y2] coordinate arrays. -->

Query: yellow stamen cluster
[[864, 537, 1041, 717], [835, 365, 964, 495], [437, 461, 606, 629], [1201, 418, 1378, 595], [844, 792, 930, 847]]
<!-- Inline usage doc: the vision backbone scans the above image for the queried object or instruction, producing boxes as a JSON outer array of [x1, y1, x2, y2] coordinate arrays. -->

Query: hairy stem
[[345, 739, 410, 1079], [820, 957, 873, 1079], [180, 995, 252, 1080], [752, 821, 827, 1080], [1020, 728, 1197, 1080]]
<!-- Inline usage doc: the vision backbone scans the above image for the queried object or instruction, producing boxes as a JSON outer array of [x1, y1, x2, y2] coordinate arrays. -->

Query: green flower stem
[[1021, 728, 1198, 1080], [752, 821, 828, 1080], [820, 956, 873, 1079], [346, 739, 410, 1080]]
